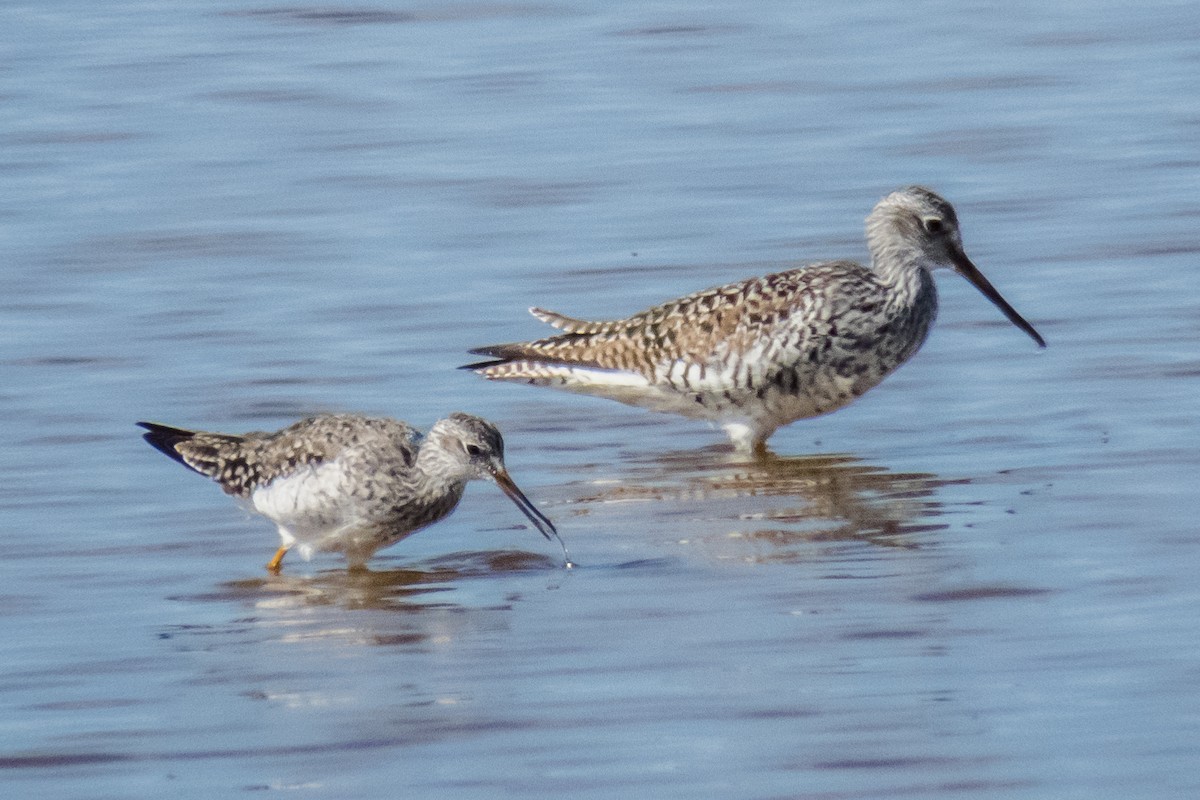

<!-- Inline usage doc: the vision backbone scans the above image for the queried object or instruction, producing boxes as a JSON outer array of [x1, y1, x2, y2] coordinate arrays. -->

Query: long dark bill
[[951, 248, 1046, 348], [492, 468, 572, 567]]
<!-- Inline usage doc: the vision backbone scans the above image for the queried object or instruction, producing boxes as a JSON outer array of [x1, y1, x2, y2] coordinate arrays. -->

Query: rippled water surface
[[4, 1, 1200, 797]]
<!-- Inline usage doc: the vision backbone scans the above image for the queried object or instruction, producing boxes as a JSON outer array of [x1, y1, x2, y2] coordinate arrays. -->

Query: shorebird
[[137, 413, 568, 571], [464, 186, 1045, 453]]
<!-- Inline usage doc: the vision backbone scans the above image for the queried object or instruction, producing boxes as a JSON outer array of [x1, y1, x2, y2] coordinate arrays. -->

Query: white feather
[[251, 461, 354, 542]]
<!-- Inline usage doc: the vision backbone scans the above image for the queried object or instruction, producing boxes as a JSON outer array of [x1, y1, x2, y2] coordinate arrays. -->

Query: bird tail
[[462, 302, 638, 372], [528, 306, 613, 335], [137, 422, 200, 465], [137, 421, 245, 482]]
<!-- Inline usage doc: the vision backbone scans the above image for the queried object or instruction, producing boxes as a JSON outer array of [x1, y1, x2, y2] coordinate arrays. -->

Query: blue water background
[[2, 1, 1199, 797]]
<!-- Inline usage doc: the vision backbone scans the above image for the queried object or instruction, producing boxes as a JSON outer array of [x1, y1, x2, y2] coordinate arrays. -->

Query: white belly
[[250, 461, 360, 549]]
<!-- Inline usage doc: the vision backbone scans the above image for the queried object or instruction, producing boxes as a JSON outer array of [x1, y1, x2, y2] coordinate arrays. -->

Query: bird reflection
[[568, 446, 948, 563], [218, 550, 562, 613], [226, 565, 451, 614], [154, 550, 563, 653]]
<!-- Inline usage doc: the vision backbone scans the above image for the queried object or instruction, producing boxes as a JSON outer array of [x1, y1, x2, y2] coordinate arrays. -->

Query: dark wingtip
[[462, 343, 522, 371], [136, 421, 195, 467], [466, 343, 511, 357], [460, 358, 510, 371]]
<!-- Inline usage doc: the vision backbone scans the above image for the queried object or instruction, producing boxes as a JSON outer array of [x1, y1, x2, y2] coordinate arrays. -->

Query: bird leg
[[266, 546, 289, 573]]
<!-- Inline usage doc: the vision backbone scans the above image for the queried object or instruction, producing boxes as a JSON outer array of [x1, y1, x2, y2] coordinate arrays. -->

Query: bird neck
[[863, 219, 939, 341], [866, 232, 916, 280], [868, 247, 933, 310], [878, 258, 938, 361], [865, 208, 930, 286], [413, 437, 471, 499]]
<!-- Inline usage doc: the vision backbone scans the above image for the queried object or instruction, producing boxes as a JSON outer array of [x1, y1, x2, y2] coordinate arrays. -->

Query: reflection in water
[[247, 549, 559, 608], [570, 447, 949, 563], [166, 550, 563, 649], [225, 566, 455, 614]]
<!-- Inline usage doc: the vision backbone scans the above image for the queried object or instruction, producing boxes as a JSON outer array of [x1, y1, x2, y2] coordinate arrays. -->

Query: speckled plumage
[[465, 187, 1045, 452], [138, 413, 566, 570]]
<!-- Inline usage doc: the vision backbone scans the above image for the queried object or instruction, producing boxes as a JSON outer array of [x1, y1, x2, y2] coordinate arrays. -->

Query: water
[[3, 1, 1199, 797]]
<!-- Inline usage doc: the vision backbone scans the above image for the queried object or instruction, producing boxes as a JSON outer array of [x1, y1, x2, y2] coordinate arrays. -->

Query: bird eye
[[922, 217, 944, 234], [465, 444, 483, 457]]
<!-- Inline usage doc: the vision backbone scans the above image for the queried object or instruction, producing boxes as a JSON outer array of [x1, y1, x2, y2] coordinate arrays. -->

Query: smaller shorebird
[[137, 413, 568, 571], [464, 187, 1045, 453]]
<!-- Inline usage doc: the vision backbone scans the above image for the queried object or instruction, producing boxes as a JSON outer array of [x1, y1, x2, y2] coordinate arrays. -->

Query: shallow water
[[3, 1, 1200, 797]]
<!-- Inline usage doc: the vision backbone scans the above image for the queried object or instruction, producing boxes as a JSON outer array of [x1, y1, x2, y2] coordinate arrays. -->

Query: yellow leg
[[266, 546, 289, 573]]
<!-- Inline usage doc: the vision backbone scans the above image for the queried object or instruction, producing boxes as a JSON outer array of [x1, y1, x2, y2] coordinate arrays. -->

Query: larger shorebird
[[138, 413, 568, 571], [464, 187, 1045, 453]]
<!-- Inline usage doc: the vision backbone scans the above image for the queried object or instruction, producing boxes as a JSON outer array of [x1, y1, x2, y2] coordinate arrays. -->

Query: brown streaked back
[[137, 416, 421, 498], [465, 261, 880, 377]]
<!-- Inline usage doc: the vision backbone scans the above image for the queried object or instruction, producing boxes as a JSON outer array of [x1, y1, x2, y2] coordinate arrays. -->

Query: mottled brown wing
[[139, 415, 421, 498], [465, 263, 874, 377]]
